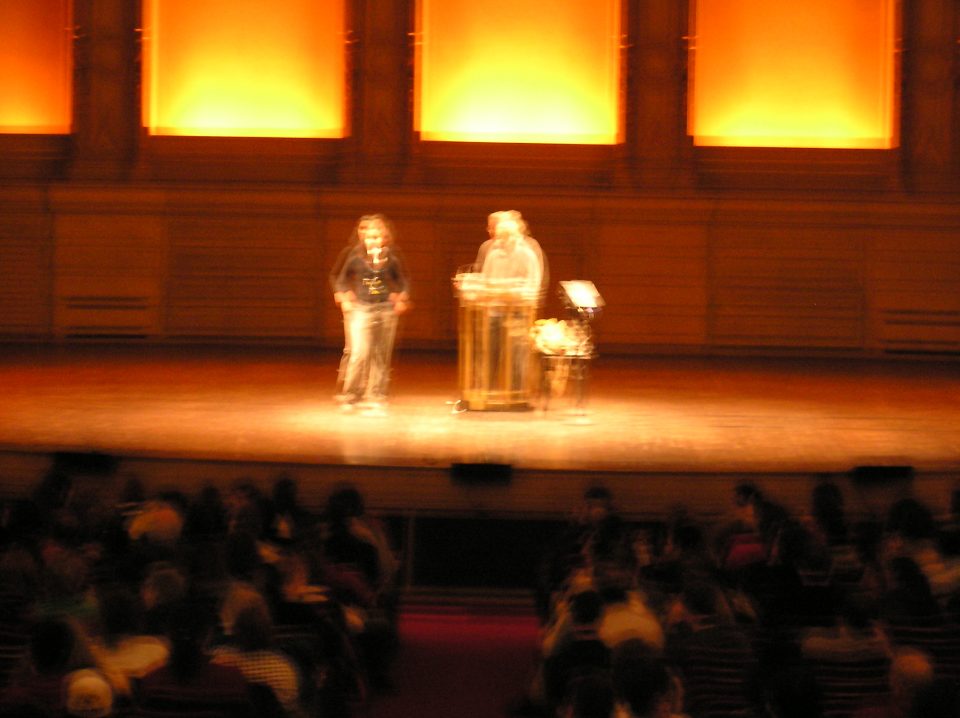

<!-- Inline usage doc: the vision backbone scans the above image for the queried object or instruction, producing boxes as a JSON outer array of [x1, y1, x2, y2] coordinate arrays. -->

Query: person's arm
[[334, 253, 358, 311], [387, 249, 412, 314]]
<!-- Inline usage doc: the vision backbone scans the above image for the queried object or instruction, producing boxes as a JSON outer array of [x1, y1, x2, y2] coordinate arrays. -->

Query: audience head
[[581, 485, 614, 526], [97, 586, 143, 645], [64, 668, 114, 718], [886, 498, 936, 542], [326, 483, 365, 524], [569, 590, 603, 626], [29, 618, 76, 674], [231, 594, 275, 651], [762, 664, 823, 718], [166, 599, 215, 680], [811, 481, 847, 544], [889, 647, 935, 709], [560, 671, 615, 718], [612, 641, 674, 718]]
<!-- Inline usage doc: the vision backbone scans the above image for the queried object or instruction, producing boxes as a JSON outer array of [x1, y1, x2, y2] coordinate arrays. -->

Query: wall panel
[[596, 224, 708, 346], [708, 227, 863, 348], [869, 229, 960, 352], [0, 209, 52, 334], [166, 215, 321, 338]]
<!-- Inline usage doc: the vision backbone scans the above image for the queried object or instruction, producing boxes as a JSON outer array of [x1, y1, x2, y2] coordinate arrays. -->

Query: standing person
[[475, 210, 548, 298], [476, 212, 544, 399], [332, 214, 410, 413]]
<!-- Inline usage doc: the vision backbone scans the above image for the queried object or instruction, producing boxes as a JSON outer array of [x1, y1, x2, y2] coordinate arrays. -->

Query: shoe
[[361, 402, 387, 417]]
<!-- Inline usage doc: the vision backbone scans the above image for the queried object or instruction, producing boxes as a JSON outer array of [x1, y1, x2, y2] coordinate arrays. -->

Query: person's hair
[[166, 599, 214, 681], [734, 482, 762, 507], [326, 484, 365, 523], [681, 581, 722, 617], [570, 590, 603, 625], [812, 481, 847, 544], [98, 586, 143, 646], [612, 643, 671, 717], [232, 598, 274, 651], [365, 214, 394, 244], [584, 485, 612, 503], [763, 665, 823, 718], [561, 671, 614, 718], [272, 474, 299, 513], [886, 498, 936, 541], [29, 618, 76, 673], [142, 562, 186, 605]]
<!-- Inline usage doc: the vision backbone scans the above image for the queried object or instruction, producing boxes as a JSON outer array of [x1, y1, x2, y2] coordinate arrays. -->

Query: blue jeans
[[342, 302, 399, 402]]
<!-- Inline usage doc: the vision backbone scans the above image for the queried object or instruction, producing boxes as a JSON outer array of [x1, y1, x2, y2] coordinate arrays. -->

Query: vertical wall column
[[347, 0, 411, 184], [70, 0, 139, 180], [627, 0, 692, 188], [901, 0, 958, 190]]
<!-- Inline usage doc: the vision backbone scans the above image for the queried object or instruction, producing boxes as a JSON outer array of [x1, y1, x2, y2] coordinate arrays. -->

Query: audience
[[1, 464, 959, 718]]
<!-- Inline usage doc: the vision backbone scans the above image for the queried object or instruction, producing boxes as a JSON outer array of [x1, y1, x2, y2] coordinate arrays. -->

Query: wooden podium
[[453, 272, 539, 410]]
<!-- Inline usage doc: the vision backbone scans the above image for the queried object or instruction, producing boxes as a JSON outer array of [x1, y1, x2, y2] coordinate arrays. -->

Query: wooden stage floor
[[0, 344, 958, 481]]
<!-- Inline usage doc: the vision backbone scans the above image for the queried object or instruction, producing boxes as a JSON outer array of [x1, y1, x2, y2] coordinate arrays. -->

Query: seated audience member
[[907, 675, 960, 718], [321, 484, 398, 692], [760, 663, 824, 718], [664, 582, 758, 717], [799, 594, 890, 663], [140, 562, 187, 637], [595, 564, 664, 654], [852, 647, 934, 718], [182, 484, 229, 544], [212, 595, 302, 717], [34, 547, 99, 628], [885, 498, 960, 606], [543, 589, 610, 713], [268, 475, 315, 546], [89, 586, 169, 695], [127, 493, 185, 549], [611, 642, 686, 718], [880, 556, 943, 626], [135, 600, 256, 718], [558, 671, 616, 718], [1, 618, 95, 716], [537, 486, 621, 621], [63, 667, 115, 718]]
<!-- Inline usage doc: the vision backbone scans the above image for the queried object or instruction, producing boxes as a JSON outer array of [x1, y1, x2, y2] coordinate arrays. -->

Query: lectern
[[453, 271, 539, 410]]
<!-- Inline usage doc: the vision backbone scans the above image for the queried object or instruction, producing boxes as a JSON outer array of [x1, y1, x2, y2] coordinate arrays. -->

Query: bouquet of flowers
[[530, 318, 590, 356]]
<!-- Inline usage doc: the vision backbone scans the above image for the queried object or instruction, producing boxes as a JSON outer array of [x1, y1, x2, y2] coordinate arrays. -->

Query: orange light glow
[[690, 0, 896, 148], [416, 0, 620, 144], [143, 0, 345, 138], [0, 1, 72, 134]]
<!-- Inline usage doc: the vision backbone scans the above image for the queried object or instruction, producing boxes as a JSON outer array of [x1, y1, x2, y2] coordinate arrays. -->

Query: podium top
[[453, 272, 540, 305]]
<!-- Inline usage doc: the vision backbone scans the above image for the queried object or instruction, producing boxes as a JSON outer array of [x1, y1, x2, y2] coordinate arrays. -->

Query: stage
[[0, 343, 958, 519]]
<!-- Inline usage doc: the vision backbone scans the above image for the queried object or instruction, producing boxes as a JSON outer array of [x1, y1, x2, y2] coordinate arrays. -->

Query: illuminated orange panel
[[416, 0, 620, 144], [0, 1, 72, 134], [143, 0, 345, 138], [690, 0, 896, 148]]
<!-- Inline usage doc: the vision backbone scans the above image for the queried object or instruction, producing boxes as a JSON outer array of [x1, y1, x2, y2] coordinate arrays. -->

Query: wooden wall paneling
[[868, 228, 960, 353], [387, 218, 440, 344], [709, 226, 864, 348], [595, 222, 708, 348], [166, 214, 322, 338], [0, 204, 53, 335], [53, 212, 165, 337]]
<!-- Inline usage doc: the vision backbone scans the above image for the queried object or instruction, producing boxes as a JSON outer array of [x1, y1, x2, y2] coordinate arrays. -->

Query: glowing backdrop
[[0, 1, 72, 134], [143, 0, 346, 137], [690, 0, 896, 148], [415, 0, 621, 144]]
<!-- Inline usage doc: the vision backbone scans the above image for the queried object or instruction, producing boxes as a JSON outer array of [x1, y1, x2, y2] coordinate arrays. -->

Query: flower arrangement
[[530, 318, 591, 356]]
